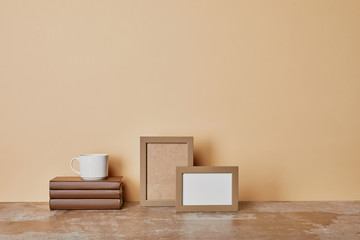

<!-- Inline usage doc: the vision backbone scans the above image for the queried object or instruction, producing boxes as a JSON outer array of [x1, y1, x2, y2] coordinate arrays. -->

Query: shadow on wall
[[239, 165, 282, 203], [108, 154, 123, 177], [193, 140, 214, 166]]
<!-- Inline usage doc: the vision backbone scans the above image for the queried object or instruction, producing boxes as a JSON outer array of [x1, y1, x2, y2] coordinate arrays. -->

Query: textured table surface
[[0, 201, 360, 239]]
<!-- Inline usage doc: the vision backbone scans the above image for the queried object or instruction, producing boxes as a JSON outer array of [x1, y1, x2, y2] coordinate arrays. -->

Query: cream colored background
[[1, 0, 359, 201]]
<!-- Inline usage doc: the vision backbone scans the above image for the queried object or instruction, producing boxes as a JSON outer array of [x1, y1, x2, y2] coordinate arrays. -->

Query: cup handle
[[70, 158, 81, 175]]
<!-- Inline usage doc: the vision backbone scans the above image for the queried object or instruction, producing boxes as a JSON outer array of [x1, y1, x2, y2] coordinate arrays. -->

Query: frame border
[[140, 136, 194, 207], [176, 166, 238, 212]]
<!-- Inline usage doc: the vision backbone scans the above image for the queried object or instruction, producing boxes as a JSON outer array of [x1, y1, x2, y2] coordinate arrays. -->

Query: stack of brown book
[[49, 176, 123, 210]]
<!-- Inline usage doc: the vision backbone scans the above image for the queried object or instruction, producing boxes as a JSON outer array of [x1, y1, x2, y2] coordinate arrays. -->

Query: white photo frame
[[176, 166, 238, 212]]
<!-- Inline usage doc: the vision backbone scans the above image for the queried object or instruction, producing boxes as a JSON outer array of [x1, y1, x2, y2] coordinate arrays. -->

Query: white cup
[[70, 154, 109, 180]]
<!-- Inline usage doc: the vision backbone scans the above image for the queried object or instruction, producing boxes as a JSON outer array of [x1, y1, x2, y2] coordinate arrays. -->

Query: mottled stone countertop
[[0, 201, 359, 239]]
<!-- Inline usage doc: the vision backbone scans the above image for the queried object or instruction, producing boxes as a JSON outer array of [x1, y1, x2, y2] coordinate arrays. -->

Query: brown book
[[50, 187, 122, 199], [50, 197, 124, 210], [49, 176, 123, 190]]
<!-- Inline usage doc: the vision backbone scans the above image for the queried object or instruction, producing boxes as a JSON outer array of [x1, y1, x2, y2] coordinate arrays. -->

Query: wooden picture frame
[[176, 166, 238, 212], [140, 136, 193, 206]]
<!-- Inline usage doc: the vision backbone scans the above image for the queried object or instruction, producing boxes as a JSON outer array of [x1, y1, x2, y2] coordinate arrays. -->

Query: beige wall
[[1, 0, 360, 202]]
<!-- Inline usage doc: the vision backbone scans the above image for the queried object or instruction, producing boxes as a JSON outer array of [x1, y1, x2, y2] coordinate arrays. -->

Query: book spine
[[49, 198, 123, 210], [50, 189, 122, 199], [49, 182, 121, 190]]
